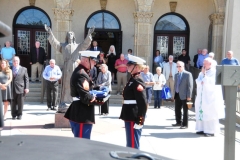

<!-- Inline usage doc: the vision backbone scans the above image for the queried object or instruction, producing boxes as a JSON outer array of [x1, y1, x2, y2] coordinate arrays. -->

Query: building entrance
[[13, 7, 51, 77], [153, 13, 190, 73], [85, 10, 122, 57]]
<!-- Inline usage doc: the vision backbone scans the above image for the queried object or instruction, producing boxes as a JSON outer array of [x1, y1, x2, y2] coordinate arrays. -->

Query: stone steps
[[26, 82, 162, 106]]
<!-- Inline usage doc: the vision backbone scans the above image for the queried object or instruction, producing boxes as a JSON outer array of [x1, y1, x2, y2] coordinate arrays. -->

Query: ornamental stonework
[[55, 0, 72, 9], [53, 8, 74, 20], [100, 0, 107, 10], [135, 0, 154, 12], [133, 12, 153, 23], [29, 0, 36, 6], [209, 13, 225, 25]]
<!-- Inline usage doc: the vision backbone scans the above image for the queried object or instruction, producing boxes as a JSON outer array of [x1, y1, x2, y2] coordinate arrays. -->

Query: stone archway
[[213, 0, 226, 13]]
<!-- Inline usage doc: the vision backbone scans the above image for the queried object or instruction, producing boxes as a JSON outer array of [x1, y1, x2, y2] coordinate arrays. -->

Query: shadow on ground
[[145, 132, 201, 139]]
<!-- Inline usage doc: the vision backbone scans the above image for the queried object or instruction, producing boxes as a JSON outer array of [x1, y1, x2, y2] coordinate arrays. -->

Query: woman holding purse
[[153, 67, 166, 108], [0, 60, 12, 118]]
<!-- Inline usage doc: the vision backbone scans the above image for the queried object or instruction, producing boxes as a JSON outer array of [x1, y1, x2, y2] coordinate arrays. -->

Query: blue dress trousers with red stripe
[[64, 65, 95, 139]]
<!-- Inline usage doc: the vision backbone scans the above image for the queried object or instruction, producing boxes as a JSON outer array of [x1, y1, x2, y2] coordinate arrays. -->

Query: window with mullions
[[16, 9, 50, 26], [155, 15, 187, 31], [86, 12, 120, 29]]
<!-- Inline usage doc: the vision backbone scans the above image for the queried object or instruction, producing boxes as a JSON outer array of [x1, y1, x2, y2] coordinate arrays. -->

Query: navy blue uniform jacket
[[64, 64, 95, 124]]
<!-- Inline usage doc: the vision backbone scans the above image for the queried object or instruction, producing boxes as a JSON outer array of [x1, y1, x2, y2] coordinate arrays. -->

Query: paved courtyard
[[1, 102, 240, 160]]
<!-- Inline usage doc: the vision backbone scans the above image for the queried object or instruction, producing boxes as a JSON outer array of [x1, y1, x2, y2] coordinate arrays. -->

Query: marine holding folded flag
[[119, 54, 147, 149], [64, 51, 99, 139]]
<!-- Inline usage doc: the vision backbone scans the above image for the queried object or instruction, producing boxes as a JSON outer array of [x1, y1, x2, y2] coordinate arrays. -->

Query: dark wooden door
[[14, 28, 50, 77], [154, 33, 188, 61]]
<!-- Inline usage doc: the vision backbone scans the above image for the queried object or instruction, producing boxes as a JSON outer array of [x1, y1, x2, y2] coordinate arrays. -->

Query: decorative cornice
[[169, 2, 177, 12], [209, 12, 225, 25], [100, 0, 107, 10], [29, 0, 36, 6], [133, 12, 153, 23], [52, 8, 74, 20]]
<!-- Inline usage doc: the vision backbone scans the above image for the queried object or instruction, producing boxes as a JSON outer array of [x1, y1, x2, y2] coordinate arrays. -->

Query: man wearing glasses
[[172, 61, 193, 129]]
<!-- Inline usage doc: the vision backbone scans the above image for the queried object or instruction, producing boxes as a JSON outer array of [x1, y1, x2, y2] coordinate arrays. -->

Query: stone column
[[133, 0, 154, 65], [52, 0, 74, 67], [209, 12, 225, 64], [223, 0, 240, 62]]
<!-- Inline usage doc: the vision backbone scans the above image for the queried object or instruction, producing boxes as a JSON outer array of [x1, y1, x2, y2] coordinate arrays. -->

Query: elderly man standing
[[140, 65, 155, 110], [30, 41, 46, 83], [43, 59, 62, 111], [172, 61, 193, 129], [163, 55, 177, 101], [197, 49, 209, 69], [0, 41, 15, 67], [221, 51, 239, 65], [115, 53, 128, 95], [12, 56, 29, 120], [64, 51, 99, 139], [208, 52, 217, 69], [195, 58, 225, 137]]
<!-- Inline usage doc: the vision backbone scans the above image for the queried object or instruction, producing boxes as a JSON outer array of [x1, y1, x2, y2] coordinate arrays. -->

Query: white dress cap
[[80, 51, 100, 58], [127, 54, 146, 65]]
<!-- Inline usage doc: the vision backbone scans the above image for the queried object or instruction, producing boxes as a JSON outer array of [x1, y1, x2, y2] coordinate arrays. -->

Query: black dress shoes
[[196, 131, 204, 134], [12, 117, 16, 120], [51, 107, 57, 111], [172, 123, 181, 126], [204, 133, 214, 137], [180, 126, 188, 129], [17, 116, 22, 120]]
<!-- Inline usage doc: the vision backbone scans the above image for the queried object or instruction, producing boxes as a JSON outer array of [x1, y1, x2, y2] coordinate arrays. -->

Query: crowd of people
[[0, 32, 239, 150]]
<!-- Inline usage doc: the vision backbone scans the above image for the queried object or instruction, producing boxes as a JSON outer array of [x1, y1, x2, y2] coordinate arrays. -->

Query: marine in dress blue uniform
[[64, 51, 99, 139], [119, 54, 147, 149]]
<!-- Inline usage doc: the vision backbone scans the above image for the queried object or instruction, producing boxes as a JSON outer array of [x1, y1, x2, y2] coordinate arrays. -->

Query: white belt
[[123, 100, 137, 104], [73, 97, 80, 101]]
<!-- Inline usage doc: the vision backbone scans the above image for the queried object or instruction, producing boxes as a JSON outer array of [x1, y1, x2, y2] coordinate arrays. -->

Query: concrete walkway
[[1, 102, 240, 160]]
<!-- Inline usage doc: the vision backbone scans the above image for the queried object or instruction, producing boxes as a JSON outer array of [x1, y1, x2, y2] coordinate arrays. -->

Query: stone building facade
[[0, 0, 239, 75]]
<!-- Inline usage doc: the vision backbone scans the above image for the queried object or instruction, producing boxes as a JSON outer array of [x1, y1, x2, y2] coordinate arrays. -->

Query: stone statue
[[44, 24, 95, 113]]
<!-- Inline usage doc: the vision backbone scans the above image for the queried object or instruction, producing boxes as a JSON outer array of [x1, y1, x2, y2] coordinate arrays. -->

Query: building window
[[155, 15, 187, 31], [16, 8, 50, 26], [86, 11, 120, 29]]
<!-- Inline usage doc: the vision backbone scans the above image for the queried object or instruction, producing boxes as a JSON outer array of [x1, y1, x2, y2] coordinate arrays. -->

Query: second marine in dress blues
[[119, 54, 147, 149]]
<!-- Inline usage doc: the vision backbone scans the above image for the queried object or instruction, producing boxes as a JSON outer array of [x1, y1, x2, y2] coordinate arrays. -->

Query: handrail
[[40, 59, 49, 103]]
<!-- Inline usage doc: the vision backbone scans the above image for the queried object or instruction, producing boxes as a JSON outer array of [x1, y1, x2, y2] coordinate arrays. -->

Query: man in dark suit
[[12, 56, 29, 120], [172, 61, 193, 129], [30, 41, 46, 83], [193, 49, 202, 68], [90, 40, 102, 52]]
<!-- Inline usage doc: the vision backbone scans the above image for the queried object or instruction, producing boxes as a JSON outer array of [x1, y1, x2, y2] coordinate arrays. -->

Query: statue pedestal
[[55, 113, 70, 128]]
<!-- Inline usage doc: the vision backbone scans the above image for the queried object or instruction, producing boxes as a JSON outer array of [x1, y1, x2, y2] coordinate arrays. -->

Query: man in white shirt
[[43, 59, 62, 111], [163, 55, 177, 101]]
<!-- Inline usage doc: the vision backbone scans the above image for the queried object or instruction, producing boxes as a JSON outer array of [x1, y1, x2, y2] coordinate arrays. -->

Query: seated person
[[96, 64, 112, 115]]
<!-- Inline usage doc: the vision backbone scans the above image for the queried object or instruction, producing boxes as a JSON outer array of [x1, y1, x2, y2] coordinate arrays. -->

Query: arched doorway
[[153, 13, 190, 64], [13, 7, 51, 77], [85, 10, 122, 57]]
